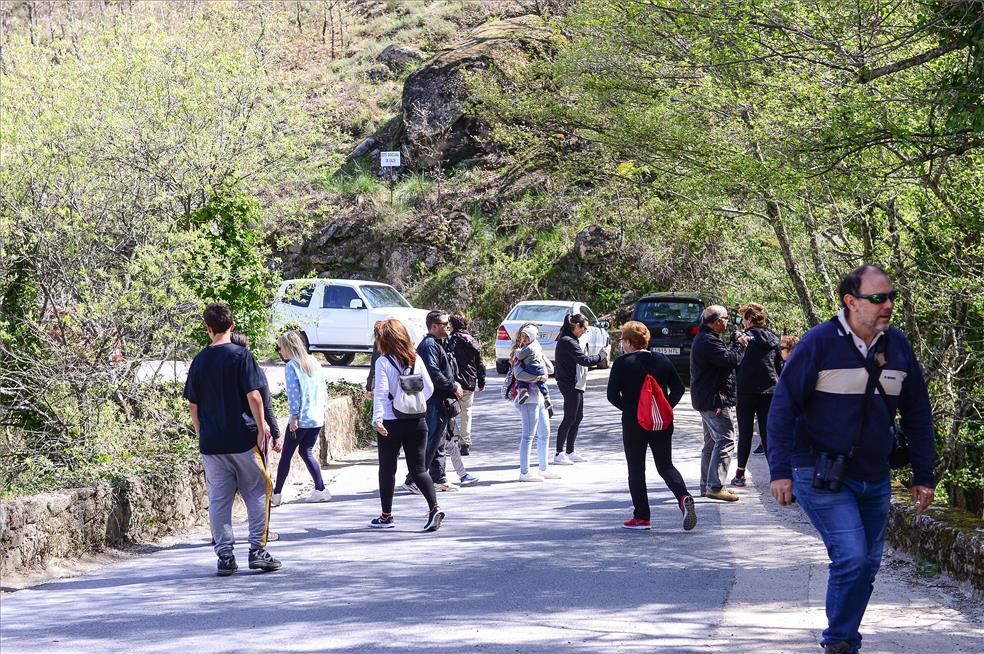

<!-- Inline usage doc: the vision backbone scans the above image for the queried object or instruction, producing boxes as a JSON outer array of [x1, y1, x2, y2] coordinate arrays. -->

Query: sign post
[[380, 151, 401, 206]]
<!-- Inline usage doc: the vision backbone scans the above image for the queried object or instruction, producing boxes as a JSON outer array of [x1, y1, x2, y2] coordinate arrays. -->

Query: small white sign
[[380, 151, 401, 167]]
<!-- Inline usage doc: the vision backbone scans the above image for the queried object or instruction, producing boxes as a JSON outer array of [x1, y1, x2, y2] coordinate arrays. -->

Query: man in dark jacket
[[768, 265, 935, 654], [690, 305, 747, 501], [448, 312, 486, 455], [406, 310, 462, 492]]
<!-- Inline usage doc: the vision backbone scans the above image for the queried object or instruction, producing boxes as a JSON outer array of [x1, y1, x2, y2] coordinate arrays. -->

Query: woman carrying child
[[510, 323, 561, 482]]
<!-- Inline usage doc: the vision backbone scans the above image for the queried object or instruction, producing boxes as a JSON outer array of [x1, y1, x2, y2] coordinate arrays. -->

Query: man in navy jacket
[[768, 265, 935, 654]]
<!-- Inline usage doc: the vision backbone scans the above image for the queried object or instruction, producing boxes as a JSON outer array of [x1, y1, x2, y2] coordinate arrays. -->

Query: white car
[[271, 278, 428, 365], [494, 300, 611, 374]]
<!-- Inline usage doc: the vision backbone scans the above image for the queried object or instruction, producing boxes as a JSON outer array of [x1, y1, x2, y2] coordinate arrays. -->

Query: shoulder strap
[[837, 322, 892, 456], [385, 354, 410, 375]]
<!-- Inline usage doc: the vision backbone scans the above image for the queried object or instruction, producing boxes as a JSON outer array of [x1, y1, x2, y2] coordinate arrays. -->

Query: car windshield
[[636, 301, 702, 323], [508, 304, 571, 323], [359, 285, 411, 308]]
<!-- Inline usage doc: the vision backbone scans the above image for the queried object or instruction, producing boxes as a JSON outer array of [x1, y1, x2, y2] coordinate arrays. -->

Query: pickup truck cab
[[271, 278, 428, 365]]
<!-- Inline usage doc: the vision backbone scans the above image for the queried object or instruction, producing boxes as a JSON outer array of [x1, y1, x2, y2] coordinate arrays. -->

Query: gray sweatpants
[[699, 408, 735, 492], [202, 448, 272, 556]]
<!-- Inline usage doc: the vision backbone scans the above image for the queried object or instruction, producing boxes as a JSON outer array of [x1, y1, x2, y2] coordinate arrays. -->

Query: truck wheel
[[323, 352, 355, 366], [495, 359, 510, 374]]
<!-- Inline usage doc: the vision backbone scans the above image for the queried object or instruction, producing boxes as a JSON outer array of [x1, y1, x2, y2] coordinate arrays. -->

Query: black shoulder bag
[[842, 325, 911, 470]]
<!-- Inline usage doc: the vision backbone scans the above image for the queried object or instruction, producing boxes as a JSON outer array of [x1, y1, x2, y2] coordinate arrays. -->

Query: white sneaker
[[270, 493, 282, 507], [539, 468, 562, 479], [304, 488, 332, 503], [519, 471, 544, 482], [434, 481, 460, 492], [567, 452, 588, 463], [553, 452, 574, 465]]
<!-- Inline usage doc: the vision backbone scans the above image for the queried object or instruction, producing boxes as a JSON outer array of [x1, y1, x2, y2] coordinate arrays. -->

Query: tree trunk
[[765, 199, 821, 325]]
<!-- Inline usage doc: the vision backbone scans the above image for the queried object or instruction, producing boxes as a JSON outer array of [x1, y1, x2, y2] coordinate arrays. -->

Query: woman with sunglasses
[[271, 330, 330, 506], [607, 321, 695, 531]]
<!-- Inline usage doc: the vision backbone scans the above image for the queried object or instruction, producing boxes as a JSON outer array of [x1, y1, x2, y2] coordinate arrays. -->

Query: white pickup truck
[[271, 278, 428, 365]]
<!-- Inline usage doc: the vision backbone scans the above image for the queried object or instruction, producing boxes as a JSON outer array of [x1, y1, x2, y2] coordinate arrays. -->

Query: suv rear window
[[635, 300, 702, 323], [282, 283, 314, 307], [509, 305, 571, 323]]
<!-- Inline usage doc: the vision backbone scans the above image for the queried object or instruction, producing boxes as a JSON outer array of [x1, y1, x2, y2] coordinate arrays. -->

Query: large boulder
[[401, 15, 553, 169], [377, 44, 424, 72]]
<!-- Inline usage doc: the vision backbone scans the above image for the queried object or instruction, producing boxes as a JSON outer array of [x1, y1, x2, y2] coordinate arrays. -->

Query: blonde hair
[[620, 321, 650, 350], [277, 330, 319, 377]]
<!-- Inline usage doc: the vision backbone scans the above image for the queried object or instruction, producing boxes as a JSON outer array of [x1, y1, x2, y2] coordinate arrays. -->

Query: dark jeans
[[273, 426, 324, 493], [556, 383, 584, 454], [378, 418, 437, 513], [405, 400, 449, 486], [736, 392, 772, 469], [622, 420, 690, 520]]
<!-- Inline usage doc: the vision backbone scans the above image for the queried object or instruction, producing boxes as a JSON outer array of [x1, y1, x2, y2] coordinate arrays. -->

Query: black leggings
[[273, 426, 325, 493], [736, 392, 772, 469], [622, 420, 690, 521], [556, 384, 584, 454], [378, 418, 437, 514]]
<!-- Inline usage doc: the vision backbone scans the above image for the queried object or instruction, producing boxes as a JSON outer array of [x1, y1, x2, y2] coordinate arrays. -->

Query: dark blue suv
[[628, 293, 705, 382]]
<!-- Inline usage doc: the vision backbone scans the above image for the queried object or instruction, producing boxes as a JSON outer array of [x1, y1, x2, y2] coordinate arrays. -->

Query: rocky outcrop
[[377, 44, 424, 72], [0, 396, 363, 577], [401, 15, 554, 168]]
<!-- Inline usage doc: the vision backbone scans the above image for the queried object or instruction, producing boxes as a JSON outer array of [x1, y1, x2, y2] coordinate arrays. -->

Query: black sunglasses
[[852, 291, 898, 305]]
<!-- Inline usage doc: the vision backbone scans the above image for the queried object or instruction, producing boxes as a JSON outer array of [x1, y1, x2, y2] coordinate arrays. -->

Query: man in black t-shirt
[[184, 303, 282, 576]]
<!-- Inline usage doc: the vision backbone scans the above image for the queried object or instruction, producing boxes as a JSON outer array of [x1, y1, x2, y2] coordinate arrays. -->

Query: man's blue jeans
[[793, 467, 892, 652]]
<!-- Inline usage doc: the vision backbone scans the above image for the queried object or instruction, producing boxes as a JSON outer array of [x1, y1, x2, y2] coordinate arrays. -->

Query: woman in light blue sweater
[[271, 330, 330, 505]]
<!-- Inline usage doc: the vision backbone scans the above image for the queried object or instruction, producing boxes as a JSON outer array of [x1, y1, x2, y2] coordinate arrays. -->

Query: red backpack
[[637, 373, 673, 431]]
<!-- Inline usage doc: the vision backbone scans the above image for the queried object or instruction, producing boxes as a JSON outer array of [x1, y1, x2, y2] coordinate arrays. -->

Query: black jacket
[[260, 381, 281, 440], [690, 326, 743, 411], [417, 334, 457, 400], [736, 326, 781, 395], [607, 351, 684, 426], [554, 334, 604, 388], [449, 330, 486, 391]]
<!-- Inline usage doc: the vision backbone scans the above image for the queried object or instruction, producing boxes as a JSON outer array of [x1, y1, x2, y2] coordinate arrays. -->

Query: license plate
[[652, 347, 681, 355]]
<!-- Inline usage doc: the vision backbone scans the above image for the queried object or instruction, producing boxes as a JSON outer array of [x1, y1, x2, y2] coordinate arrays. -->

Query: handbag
[[888, 422, 910, 469], [444, 397, 461, 418]]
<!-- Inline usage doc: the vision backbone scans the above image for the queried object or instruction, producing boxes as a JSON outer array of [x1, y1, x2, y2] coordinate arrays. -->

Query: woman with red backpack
[[606, 321, 697, 531]]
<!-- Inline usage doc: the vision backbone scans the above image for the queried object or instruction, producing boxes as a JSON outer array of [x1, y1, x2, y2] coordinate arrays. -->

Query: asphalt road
[[1, 369, 981, 653]]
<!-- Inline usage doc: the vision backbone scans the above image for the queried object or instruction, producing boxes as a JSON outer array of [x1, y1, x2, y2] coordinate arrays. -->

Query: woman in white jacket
[[370, 318, 444, 531]]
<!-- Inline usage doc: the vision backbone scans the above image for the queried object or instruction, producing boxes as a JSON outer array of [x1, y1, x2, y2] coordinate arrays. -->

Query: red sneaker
[[622, 517, 651, 530]]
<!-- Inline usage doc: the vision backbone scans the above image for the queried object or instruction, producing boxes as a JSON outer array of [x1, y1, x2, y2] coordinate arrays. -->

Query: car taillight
[[689, 325, 699, 338], [496, 325, 510, 341]]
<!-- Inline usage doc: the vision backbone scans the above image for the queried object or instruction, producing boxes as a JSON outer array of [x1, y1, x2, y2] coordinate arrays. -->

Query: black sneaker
[[424, 506, 445, 532], [680, 495, 697, 531], [753, 443, 766, 455], [369, 514, 395, 529], [248, 547, 282, 572], [216, 554, 237, 577], [460, 444, 470, 456]]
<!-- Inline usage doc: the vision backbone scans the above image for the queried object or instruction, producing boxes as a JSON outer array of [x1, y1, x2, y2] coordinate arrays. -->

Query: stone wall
[[0, 396, 362, 578], [886, 486, 984, 590]]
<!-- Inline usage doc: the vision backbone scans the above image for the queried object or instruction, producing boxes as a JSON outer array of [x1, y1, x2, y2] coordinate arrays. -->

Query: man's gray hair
[[702, 305, 726, 326]]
